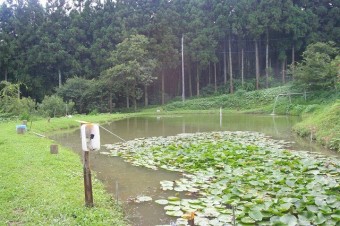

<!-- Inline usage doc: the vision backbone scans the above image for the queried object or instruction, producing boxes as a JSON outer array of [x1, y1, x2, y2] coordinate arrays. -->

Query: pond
[[50, 113, 337, 226]]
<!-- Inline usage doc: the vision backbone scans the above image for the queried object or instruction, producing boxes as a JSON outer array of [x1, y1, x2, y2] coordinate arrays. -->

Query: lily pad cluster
[[104, 131, 340, 225]]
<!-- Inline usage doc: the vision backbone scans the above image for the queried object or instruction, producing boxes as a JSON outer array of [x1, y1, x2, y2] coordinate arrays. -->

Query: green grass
[[293, 101, 340, 152], [0, 114, 129, 225], [163, 86, 292, 113]]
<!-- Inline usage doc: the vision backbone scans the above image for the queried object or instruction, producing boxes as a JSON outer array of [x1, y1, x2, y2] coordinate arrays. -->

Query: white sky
[[0, 0, 48, 7]]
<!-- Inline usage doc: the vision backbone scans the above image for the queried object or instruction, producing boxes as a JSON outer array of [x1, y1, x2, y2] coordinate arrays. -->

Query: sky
[[0, 0, 48, 7]]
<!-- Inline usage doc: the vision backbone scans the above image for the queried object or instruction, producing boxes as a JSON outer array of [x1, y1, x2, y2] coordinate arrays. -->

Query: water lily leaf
[[155, 199, 168, 205], [203, 207, 220, 218], [282, 197, 299, 203], [285, 179, 295, 187], [194, 217, 210, 225], [315, 212, 327, 224], [164, 205, 181, 211], [165, 210, 183, 217], [329, 201, 340, 209], [319, 205, 332, 214], [278, 202, 292, 212], [169, 200, 181, 206], [298, 214, 311, 225], [279, 214, 297, 226], [168, 196, 180, 201], [331, 214, 340, 221], [306, 205, 318, 213], [135, 195, 152, 203], [248, 209, 263, 221], [315, 197, 326, 207], [175, 218, 189, 226], [217, 214, 233, 223], [241, 216, 256, 224]]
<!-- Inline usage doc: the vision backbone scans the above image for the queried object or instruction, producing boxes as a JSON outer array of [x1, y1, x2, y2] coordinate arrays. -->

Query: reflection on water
[[51, 113, 336, 226]]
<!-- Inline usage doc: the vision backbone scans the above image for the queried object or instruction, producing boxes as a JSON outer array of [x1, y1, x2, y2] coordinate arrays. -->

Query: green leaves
[[249, 209, 263, 221], [104, 131, 340, 225]]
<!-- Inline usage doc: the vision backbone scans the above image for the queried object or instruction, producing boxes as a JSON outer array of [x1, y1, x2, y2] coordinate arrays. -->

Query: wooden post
[[22, 120, 27, 126], [50, 144, 58, 154], [17, 127, 25, 134], [83, 151, 93, 207]]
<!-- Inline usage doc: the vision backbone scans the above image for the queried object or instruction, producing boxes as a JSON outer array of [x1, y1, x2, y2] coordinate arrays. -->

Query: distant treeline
[[0, 0, 338, 111]]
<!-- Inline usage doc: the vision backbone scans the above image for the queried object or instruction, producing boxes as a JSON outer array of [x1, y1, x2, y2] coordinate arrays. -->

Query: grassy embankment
[[0, 114, 132, 226], [160, 85, 340, 152]]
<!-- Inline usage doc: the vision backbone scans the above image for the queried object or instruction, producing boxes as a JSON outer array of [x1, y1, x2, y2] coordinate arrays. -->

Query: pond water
[[50, 113, 336, 226]]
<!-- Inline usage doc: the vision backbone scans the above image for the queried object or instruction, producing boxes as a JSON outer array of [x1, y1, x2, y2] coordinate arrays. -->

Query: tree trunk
[[291, 44, 295, 78], [214, 62, 217, 92], [241, 47, 244, 87], [161, 69, 165, 105], [282, 59, 286, 84], [228, 34, 233, 94], [265, 30, 269, 88], [144, 85, 148, 106], [196, 65, 200, 97], [133, 97, 137, 111], [4, 68, 8, 82], [223, 40, 227, 85], [126, 91, 130, 109], [255, 39, 260, 90], [188, 63, 192, 97], [109, 90, 113, 113], [208, 62, 211, 85], [58, 67, 62, 88], [133, 80, 137, 111]]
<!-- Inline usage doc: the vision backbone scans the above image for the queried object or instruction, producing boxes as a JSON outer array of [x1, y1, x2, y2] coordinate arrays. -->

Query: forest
[[0, 0, 339, 113]]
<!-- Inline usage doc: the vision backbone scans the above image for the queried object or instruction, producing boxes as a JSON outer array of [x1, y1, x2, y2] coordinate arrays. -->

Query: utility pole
[[181, 34, 185, 102]]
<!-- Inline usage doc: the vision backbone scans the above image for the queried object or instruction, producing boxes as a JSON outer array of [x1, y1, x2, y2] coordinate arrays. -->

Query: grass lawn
[[0, 114, 130, 225]]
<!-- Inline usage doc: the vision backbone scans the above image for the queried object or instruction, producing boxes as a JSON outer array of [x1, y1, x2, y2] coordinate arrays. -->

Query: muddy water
[[50, 113, 335, 226]]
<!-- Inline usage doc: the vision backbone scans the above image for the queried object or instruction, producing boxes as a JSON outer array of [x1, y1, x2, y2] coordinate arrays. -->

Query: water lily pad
[[155, 199, 168, 205], [241, 216, 256, 224], [165, 210, 183, 217], [248, 209, 263, 221], [280, 214, 297, 226], [217, 214, 233, 223], [164, 205, 181, 211], [168, 196, 180, 201], [135, 195, 152, 203]]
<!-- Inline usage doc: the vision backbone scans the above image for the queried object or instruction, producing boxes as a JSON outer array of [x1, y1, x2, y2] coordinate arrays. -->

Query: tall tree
[[103, 34, 156, 110]]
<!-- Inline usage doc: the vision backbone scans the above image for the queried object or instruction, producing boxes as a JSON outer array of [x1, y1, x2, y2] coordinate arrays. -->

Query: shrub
[[38, 95, 75, 117]]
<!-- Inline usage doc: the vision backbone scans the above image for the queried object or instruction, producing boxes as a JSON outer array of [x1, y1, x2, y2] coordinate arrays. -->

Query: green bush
[[0, 96, 36, 118], [303, 104, 320, 114], [38, 95, 75, 117]]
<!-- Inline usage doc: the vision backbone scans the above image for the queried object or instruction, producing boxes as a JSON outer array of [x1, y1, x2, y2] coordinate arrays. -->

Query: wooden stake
[[83, 151, 93, 207], [50, 144, 58, 154]]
